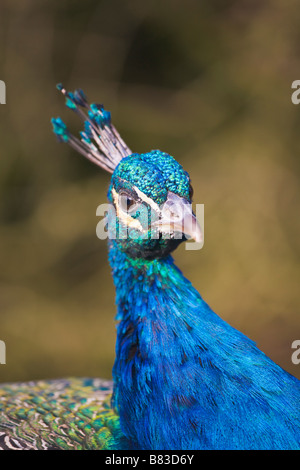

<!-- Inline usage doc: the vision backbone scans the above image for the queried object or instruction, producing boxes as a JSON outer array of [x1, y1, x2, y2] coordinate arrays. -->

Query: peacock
[[0, 84, 299, 450]]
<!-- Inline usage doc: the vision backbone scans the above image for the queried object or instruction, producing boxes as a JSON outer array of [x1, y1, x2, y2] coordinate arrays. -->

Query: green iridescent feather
[[0, 378, 128, 450], [1, 85, 299, 451]]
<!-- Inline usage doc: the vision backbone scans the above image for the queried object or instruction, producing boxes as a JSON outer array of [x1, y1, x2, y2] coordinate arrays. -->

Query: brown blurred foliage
[[0, 0, 299, 382]]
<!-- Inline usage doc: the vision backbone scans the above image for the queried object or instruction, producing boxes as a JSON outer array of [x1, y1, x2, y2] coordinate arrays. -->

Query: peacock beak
[[153, 192, 202, 243]]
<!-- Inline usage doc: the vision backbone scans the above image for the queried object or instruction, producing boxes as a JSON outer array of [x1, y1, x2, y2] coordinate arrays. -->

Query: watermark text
[[291, 80, 300, 104], [291, 340, 300, 365], [0, 340, 6, 364], [0, 80, 6, 104], [96, 201, 204, 250]]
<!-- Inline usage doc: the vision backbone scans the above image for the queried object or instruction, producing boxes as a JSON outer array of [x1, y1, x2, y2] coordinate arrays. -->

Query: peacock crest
[[0, 86, 299, 451]]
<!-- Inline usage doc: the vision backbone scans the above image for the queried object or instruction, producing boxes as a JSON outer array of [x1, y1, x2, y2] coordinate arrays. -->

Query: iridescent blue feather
[[1, 85, 299, 450], [53, 86, 300, 450], [110, 242, 300, 450]]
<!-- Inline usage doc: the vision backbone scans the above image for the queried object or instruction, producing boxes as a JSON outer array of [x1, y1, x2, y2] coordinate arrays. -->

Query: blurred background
[[0, 0, 299, 383]]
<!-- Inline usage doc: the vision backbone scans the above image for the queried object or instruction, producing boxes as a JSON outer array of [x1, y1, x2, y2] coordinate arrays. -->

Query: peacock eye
[[189, 183, 194, 201], [118, 191, 137, 213]]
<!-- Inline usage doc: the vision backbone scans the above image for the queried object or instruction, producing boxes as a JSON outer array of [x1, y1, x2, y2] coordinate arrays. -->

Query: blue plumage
[[110, 242, 300, 449], [52, 86, 300, 450], [2, 85, 298, 450]]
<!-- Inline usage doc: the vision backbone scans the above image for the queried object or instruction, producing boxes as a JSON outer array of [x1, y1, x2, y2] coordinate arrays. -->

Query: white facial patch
[[111, 187, 143, 231], [131, 185, 160, 213]]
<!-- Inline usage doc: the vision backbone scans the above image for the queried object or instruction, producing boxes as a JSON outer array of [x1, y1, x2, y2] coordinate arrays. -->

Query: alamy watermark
[[291, 80, 300, 104], [96, 201, 204, 250], [0, 80, 6, 104], [0, 340, 6, 364], [291, 340, 300, 365]]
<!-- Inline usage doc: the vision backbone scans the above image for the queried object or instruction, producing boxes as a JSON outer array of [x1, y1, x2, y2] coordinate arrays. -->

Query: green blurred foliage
[[0, 0, 299, 382]]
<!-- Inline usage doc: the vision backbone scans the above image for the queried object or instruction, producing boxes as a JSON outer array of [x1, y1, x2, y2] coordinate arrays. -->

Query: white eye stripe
[[131, 185, 160, 213], [111, 187, 119, 207], [114, 177, 160, 213], [111, 187, 143, 230]]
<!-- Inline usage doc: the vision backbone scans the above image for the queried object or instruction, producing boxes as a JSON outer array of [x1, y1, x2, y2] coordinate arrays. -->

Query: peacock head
[[52, 85, 201, 259]]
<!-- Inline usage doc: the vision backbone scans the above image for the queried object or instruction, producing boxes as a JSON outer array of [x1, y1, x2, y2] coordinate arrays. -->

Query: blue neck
[[108, 240, 233, 449], [108, 241, 300, 450]]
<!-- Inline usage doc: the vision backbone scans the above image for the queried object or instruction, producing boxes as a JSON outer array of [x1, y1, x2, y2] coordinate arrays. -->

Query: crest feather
[[51, 84, 132, 173]]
